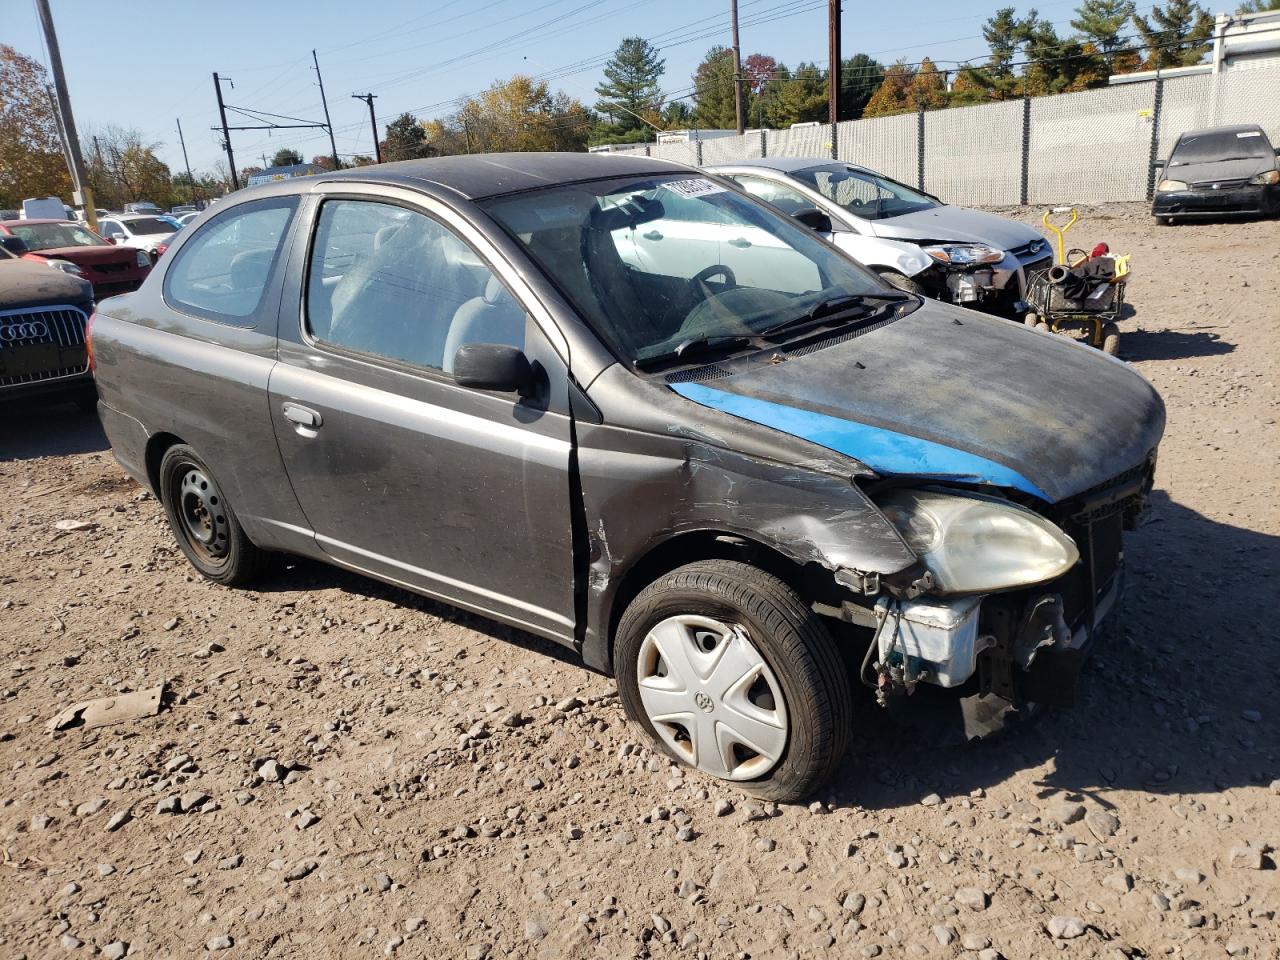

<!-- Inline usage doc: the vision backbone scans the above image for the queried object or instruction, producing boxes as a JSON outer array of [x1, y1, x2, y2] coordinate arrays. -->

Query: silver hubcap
[[636, 615, 788, 781]]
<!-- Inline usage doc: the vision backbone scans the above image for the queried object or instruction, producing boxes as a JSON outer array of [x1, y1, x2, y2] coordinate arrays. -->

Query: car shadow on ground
[[1121, 328, 1235, 362], [258, 555, 594, 673], [0, 399, 109, 461], [825, 489, 1278, 811]]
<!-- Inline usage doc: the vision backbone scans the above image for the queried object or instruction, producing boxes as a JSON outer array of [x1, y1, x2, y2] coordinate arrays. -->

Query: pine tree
[[839, 53, 885, 120], [270, 148, 303, 168], [984, 7, 1023, 78], [1134, 0, 1215, 68], [594, 37, 665, 133], [1071, 0, 1137, 60], [692, 46, 742, 129], [762, 62, 827, 128]]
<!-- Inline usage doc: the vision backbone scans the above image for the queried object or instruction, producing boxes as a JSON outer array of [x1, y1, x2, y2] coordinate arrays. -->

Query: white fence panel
[[923, 100, 1023, 205], [768, 124, 832, 160], [1027, 83, 1154, 204], [836, 113, 918, 186]]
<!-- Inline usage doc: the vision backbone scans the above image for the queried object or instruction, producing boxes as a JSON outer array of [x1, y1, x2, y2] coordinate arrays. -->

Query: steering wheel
[[688, 264, 737, 295]]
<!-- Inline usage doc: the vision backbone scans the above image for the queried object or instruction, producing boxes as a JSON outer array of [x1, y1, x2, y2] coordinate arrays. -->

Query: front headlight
[[47, 259, 84, 276], [135, 249, 151, 268], [1249, 169, 1280, 186], [922, 243, 1004, 266], [875, 488, 1079, 595], [1157, 179, 1188, 192]]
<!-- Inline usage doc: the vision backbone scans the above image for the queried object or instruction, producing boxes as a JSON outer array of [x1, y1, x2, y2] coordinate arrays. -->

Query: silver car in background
[[707, 157, 1052, 312]]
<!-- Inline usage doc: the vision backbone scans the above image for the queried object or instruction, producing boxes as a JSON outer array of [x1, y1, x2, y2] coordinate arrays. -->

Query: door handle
[[728, 237, 752, 248], [282, 402, 322, 429], [643, 230, 663, 240]]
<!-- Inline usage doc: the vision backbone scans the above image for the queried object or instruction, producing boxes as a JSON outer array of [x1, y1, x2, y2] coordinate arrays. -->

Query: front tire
[[615, 560, 852, 802], [158, 444, 271, 586]]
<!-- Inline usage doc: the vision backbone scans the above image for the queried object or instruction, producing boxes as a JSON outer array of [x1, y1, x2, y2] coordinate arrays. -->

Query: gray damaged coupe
[[89, 154, 1165, 800]]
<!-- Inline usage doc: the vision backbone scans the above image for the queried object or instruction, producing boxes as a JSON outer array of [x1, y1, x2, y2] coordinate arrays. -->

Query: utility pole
[[730, 0, 745, 135], [34, 0, 97, 230], [352, 94, 381, 164], [176, 118, 199, 207], [827, 0, 842, 127], [45, 87, 75, 179], [313, 50, 341, 171], [213, 73, 240, 191]]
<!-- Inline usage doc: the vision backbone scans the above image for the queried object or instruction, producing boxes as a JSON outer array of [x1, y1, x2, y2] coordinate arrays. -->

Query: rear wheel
[[158, 444, 271, 586], [615, 560, 852, 802], [876, 270, 927, 297]]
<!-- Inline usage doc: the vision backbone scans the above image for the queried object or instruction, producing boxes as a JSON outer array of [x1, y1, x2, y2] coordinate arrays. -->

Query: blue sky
[[7, 0, 1093, 176]]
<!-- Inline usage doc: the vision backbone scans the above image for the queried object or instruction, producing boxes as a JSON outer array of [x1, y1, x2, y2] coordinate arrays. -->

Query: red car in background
[[0, 219, 151, 300]]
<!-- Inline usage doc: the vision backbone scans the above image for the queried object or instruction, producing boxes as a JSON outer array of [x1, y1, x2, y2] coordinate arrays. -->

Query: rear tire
[[876, 270, 927, 297], [158, 444, 272, 586], [615, 560, 852, 802]]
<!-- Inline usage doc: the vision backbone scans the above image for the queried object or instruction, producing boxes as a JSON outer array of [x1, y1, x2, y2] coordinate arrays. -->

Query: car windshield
[[790, 164, 939, 220], [483, 174, 891, 367], [1170, 129, 1272, 165], [9, 222, 106, 251], [125, 217, 177, 236]]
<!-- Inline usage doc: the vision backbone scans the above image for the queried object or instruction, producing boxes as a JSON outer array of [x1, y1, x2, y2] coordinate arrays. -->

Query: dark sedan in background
[[1154, 124, 1280, 223]]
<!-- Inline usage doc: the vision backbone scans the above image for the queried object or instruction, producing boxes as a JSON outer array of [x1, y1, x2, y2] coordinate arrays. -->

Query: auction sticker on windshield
[[663, 178, 725, 198]]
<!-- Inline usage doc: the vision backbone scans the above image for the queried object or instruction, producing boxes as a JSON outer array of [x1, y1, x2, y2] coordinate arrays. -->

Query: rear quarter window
[[163, 198, 299, 327]]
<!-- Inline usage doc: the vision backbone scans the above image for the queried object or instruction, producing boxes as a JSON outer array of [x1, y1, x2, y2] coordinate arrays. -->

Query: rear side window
[[305, 198, 525, 374], [164, 198, 298, 326]]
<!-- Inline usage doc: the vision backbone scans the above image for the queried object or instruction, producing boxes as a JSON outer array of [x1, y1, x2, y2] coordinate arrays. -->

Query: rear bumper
[[1152, 184, 1279, 217]]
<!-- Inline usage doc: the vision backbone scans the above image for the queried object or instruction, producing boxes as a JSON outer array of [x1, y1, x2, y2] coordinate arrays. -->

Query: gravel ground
[[1, 203, 1277, 960]]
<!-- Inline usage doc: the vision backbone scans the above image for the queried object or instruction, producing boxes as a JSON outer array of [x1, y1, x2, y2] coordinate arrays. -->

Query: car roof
[[704, 156, 872, 175], [269, 152, 685, 201]]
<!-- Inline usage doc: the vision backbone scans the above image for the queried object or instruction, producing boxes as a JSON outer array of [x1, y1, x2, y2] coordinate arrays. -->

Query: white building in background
[[1109, 7, 1280, 84]]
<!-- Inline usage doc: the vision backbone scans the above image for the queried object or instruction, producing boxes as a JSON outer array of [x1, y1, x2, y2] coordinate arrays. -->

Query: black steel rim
[[174, 465, 229, 564]]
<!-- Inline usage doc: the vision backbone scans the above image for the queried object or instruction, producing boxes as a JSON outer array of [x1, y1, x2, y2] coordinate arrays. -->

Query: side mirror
[[452, 342, 533, 394], [0, 235, 28, 255], [791, 207, 833, 234], [105, 236, 118, 244]]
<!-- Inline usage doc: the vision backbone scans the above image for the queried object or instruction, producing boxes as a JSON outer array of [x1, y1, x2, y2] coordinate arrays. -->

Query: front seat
[[442, 276, 526, 375]]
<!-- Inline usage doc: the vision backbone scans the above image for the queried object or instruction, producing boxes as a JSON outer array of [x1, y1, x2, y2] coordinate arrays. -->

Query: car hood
[[870, 205, 1042, 249], [1166, 155, 1273, 184], [0, 260, 93, 310], [669, 302, 1164, 504], [29, 245, 139, 266]]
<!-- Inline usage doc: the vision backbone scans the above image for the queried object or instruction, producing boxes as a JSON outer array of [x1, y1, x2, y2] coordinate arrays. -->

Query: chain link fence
[[608, 64, 1280, 206]]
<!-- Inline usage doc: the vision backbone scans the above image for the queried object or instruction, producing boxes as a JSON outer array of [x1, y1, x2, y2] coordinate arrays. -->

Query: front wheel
[[158, 444, 272, 586], [615, 560, 852, 802]]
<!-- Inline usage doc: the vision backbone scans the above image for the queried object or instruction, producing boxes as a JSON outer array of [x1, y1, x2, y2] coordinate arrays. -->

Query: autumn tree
[[449, 76, 591, 154], [87, 126, 174, 208], [861, 61, 917, 117], [1134, 0, 1215, 67], [908, 58, 949, 109], [270, 148, 303, 167], [742, 54, 779, 95], [0, 45, 73, 208], [594, 37, 664, 133]]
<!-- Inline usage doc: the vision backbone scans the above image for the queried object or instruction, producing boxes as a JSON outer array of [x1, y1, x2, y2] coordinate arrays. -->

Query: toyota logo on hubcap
[[694, 692, 714, 713], [0, 321, 50, 342]]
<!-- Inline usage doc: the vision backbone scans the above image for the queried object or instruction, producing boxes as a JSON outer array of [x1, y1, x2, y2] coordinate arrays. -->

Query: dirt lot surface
[[1, 204, 1277, 960]]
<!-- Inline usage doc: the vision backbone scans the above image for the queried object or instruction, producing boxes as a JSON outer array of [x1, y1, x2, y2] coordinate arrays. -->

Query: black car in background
[[1153, 124, 1280, 223], [0, 245, 97, 410]]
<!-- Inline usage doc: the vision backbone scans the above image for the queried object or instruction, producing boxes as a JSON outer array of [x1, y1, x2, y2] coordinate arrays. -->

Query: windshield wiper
[[635, 334, 759, 370], [756, 291, 909, 340]]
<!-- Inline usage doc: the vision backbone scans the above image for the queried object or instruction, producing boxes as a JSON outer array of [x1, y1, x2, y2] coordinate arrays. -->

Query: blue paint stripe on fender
[[671, 381, 1052, 501]]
